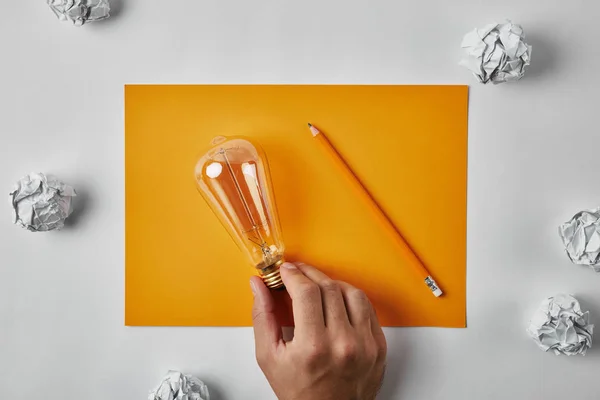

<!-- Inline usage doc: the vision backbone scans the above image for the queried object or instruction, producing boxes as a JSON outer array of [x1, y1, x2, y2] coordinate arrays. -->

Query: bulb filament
[[220, 148, 275, 264]]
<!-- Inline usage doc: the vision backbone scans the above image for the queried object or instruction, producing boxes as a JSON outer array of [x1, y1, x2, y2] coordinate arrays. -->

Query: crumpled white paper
[[47, 0, 110, 26], [9, 173, 76, 232], [149, 371, 210, 400], [459, 21, 532, 84], [527, 294, 594, 356], [559, 208, 600, 271]]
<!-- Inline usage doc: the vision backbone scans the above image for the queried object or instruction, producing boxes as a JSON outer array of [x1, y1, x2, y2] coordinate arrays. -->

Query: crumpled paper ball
[[47, 0, 110, 26], [559, 208, 600, 271], [459, 21, 532, 84], [527, 294, 594, 356], [9, 173, 76, 232], [149, 371, 210, 400]]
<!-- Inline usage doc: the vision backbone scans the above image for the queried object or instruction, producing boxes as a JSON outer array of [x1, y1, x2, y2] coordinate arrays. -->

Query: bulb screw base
[[259, 260, 285, 290]]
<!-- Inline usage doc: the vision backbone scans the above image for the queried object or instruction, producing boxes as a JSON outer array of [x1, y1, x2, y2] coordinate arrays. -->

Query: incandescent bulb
[[194, 136, 285, 289]]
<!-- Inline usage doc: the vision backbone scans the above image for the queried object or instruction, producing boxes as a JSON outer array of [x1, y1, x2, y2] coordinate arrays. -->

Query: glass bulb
[[194, 136, 285, 289]]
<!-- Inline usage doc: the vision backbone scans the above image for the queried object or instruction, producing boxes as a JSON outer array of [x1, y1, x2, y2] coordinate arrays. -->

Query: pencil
[[308, 123, 443, 297]]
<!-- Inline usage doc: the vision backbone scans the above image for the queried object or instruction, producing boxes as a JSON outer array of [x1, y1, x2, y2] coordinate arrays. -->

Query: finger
[[251, 276, 283, 359], [279, 262, 325, 336], [295, 263, 350, 329], [368, 301, 387, 361], [338, 281, 372, 329], [368, 300, 384, 336]]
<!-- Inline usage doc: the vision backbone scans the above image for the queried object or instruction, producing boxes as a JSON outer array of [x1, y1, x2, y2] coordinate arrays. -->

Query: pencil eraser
[[425, 276, 443, 297]]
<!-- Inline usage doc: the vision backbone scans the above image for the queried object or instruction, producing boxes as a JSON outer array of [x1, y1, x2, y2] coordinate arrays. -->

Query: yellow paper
[[125, 85, 468, 327]]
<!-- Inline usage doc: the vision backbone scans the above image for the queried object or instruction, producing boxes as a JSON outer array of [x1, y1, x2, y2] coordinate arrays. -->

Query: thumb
[[250, 276, 283, 360]]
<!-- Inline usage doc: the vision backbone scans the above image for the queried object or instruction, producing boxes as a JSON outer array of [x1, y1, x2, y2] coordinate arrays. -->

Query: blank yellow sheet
[[125, 85, 468, 327]]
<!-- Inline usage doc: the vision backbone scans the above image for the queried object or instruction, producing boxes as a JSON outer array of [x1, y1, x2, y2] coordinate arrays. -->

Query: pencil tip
[[307, 123, 312, 127]]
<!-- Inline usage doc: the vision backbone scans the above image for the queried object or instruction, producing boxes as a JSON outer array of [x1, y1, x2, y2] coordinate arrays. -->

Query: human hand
[[250, 262, 387, 400]]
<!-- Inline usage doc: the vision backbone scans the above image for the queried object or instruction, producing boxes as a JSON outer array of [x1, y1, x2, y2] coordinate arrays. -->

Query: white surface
[[1, 1, 600, 399]]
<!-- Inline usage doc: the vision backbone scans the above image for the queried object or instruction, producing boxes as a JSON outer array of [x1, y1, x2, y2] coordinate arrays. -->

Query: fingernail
[[281, 262, 297, 270], [250, 280, 257, 295]]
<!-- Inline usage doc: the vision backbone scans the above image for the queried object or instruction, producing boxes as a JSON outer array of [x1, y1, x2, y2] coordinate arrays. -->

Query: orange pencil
[[308, 123, 443, 297]]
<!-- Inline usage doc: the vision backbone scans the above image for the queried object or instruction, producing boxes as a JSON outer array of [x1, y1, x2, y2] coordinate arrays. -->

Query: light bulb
[[194, 136, 285, 289]]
